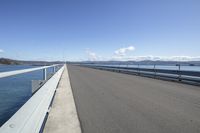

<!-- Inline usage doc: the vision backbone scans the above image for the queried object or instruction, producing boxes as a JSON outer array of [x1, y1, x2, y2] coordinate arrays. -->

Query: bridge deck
[[68, 65, 200, 133]]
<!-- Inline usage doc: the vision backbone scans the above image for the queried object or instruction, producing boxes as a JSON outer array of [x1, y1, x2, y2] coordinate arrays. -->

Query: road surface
[[68, 65, 200, 133]]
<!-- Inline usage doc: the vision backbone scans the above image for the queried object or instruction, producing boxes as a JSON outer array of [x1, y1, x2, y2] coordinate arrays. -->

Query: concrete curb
[[43, 65, 82, 133]]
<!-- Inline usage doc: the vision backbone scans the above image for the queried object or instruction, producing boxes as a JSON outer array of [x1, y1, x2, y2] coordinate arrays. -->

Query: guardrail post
[[178, 64, 181, 81], [43, 68, 47, 80], [154, 64, 156, 78], [138, 64, 140, 75]]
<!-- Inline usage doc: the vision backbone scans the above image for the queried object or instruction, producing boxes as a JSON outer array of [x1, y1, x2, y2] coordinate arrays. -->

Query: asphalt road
[[68, 65, 200, 133]]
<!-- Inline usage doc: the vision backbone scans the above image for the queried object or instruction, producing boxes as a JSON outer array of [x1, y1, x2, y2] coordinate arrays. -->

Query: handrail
[[82, 65, 200, 85], [0, 65, 65, 133], [0, 64, 61, 79], [91, 65, 200, 77]]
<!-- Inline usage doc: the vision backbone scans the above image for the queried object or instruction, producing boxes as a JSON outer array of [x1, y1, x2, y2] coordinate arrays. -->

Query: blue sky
[[0, 0, 200, 61]]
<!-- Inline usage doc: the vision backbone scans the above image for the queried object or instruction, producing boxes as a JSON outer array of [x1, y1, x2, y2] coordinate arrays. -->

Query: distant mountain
[[0, 58, 20, 65], [0, 58, 64, 66]]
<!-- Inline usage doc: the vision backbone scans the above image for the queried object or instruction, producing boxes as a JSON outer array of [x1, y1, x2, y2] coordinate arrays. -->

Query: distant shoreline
[[1, 58, 200, 66], [0, 58, 64, 66]]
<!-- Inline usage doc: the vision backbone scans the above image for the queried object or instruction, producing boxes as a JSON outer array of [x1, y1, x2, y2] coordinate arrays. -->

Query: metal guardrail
[[82, 65, 200, 85], [0, 64, 61, 79], [0, 64, 64, 133]]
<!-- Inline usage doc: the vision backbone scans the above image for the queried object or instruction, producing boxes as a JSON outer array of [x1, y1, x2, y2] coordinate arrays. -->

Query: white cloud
[[111, 55, 200, 61], [0, 49, 4, 53], [114, 46, 135, 56], [84, 46, 200, 62], [85, 50, 100, 61]]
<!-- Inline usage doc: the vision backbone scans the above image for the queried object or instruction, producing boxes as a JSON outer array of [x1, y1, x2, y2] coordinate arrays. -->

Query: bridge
[[0, 64, 200, 133]]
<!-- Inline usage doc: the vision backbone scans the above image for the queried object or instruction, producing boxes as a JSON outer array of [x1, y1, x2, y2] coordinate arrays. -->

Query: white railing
[[0, 64, 60, 79], [0, 64, 65, 133]]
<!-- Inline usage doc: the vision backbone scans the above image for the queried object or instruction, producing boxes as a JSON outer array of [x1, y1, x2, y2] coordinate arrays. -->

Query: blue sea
[[0, 65, 55, 126]]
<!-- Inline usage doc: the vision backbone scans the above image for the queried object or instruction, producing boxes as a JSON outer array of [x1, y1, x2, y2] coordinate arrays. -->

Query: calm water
[[0, 65, 55, 126]]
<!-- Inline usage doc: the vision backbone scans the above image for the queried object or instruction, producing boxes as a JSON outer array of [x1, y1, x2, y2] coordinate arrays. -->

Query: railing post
[[138, 64, 140, 75], [178, 64, 181, 81], [126, 63, 129, 68], [43, 68, 47, 80], [154, 64, 156, 78]]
